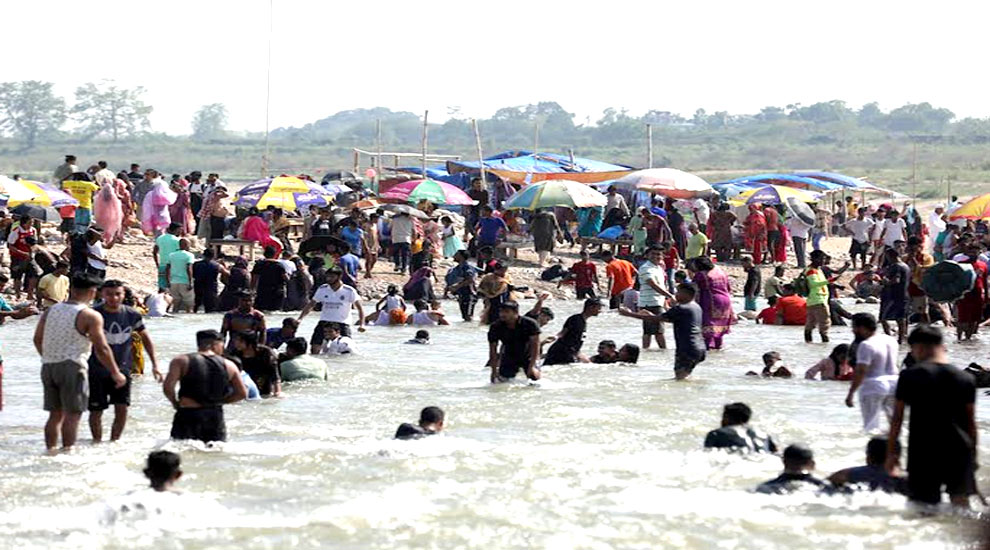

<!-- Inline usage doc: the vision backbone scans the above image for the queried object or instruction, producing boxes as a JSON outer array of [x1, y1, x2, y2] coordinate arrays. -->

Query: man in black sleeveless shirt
[[163, 330, 247, 443]]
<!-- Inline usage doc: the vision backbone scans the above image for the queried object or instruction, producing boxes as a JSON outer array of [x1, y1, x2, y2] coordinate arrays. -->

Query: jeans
[[394, 242, 411, 273], [811, 231, 825, 251], [792, 236, 807, 267]]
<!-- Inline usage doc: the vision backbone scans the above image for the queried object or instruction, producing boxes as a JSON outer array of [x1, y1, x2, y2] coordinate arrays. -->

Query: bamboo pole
[[647, 123, 654, 168], [422, 110, 429, 177], [472, 118, 487, 189], [376, 119, 383, 193], [534, 122, 540, 154], [568, 148, 575, 169]]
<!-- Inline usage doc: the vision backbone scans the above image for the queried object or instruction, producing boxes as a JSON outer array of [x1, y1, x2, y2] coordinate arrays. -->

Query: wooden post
[[568, 148, 575, 169], [647, 123, 654, 168], [534, 122, 540, 154], [472, 118, 487, 188], [352, 150, 360, 174], [421, 110, 429, 178], [376, 119, 383, 193]]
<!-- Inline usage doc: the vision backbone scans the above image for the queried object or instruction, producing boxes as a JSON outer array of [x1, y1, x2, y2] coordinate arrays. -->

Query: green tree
[[72, 80, 152, 141], [191, 103, 229, 140], [757, 106, 786, 122], [0, 80, 66, 148], [885, 102, 955, 133], [857, 102, 885, 128]]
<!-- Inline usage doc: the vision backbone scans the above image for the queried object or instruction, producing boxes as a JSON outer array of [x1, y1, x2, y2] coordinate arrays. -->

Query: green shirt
[[280, 355, 329, 382], [166, 250, 195, 285], [156, 233, 180, 270], [804, 267, 830, 307], [685, 232, 709, 259]]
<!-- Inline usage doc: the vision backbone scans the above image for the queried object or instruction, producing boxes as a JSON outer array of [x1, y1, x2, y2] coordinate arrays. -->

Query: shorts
[[88, 367, 131, 411], [850, 239, 869, 257], [310, 320, 352, 348], [908, 456, 977, 505], [744, 296, 757, 312], [170, 407, 227, 443], [641, 305, 665, 335], [496, 361, 538, 380], [805, 303, 831, 333], [911, 295, 929, 315], [674, 351, 705, 375], [880, 297, 907, 321], [576, 287, 597, 300], [157, 267, 169, 290], [170, 283, 194, 310], [41, 360, 88, 413]]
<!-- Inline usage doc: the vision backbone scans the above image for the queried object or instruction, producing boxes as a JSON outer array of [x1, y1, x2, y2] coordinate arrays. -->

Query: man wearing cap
[[755, 444, 829, 494], [543, 298, 603, 365], [298, 265, 366, 354]]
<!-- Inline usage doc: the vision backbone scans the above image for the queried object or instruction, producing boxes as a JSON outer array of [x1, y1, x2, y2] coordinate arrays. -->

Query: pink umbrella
[[380, 179, 476, 206]]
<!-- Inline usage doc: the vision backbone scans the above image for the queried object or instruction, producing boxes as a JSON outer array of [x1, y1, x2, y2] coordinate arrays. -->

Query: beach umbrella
[[0, 176, 78, 207], [503, 179, 607, 210], [298, 235, 351, 257], [614, 168, 713, 199], [733, 184, 820, 206], [322, 183, 354, 196], [233, 176, 334, 211], [786, 197, 816, 225], [10, 203, 62, 222], [381, 203, 430, 219], [348, 198, 383, 211], [380, 179, 475, 206], [947, 193, 990, 220]]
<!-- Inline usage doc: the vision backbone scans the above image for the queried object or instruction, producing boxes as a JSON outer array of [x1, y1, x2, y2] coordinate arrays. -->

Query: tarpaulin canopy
[[447, 150, 634, 185], [794, 171, 877, 189], [720, 173, 842, 192]]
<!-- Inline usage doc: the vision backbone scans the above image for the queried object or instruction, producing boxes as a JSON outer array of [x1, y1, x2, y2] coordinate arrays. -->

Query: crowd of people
[[0, 154, 985, 512]]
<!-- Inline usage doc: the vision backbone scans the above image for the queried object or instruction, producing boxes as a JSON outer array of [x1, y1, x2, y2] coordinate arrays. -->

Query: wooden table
[[577, 237, 633, 254], [208, 239, 260, 260]]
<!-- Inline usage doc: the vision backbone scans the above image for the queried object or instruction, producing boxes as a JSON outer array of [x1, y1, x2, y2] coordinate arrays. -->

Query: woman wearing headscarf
[[140, 173, 176, 237], [743, 204, 768, 264], [168, 180, 195, 236], [114, 172, 136, 230], [239, 207, 282, 256], [529, 209, 561, 266], [708, 203, 736, 262], [690, 256, 734, 350], [219, 256, 251, 311]]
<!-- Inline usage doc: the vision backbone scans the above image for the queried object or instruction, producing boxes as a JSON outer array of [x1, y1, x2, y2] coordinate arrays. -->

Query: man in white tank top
[[33, 272, 125, 452]]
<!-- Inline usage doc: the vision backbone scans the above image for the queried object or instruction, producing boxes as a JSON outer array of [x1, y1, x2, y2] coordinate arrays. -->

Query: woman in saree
[[743, 205, 767, 264], [690, 256, 734, 350], [168, 181, 195, 236], [140, 177, 176, 236], [708, 203, 736, 262], [114, 172, 136, 230], [239, 207, 283, 256], [774, 220, 790, 264]]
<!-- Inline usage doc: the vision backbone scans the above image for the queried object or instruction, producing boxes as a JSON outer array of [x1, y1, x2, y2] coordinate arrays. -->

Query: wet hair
[[415, 329, 430, 340], [196, 329, 222, 350], [71, 272, 103, 290], [234, 330, 258, 347], [618, 343, 640, 363], [723, 402, 752, 425], [907, 324, 943, 346], [100, 279, 125, 290], [285, 337, 308, 355], [828, 344, 850, 364], [762, 351, 780, 365], [387, 284, 398, 295], [419, 406, 444, 425], [693, 256, 714, 271], [263, 245, 277, 259], [676, 282, 697, 298], [767, 295, 778, 306], [414, 299, 428, 311], [499, 301, 519, 312], [537, 306, 554, 320], [282, 318, 300, 329], [851, 312, 878, 332], [144, 450, 181, 490], [867, 437, 900, 466], [598, 339, 617, 349], [783, 444, 814, 467], [583, 298, 603, 311]]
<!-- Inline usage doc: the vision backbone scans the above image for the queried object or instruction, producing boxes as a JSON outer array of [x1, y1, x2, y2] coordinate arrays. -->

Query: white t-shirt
[[881, 219, 906, 247], [147, 293, 168, 317], [322, 336, 356, 355], [390, 216, 416, 244], [870, 218, 885, 241], [278, 259, 296, 276], [312, 283, 360, 323], [785, 217, 811, 240], [88, 241, 107, 269], [855, 333, 899, 395], [846, 218, 874, 243]]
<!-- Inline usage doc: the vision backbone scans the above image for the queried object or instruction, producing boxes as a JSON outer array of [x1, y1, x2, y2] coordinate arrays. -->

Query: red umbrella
[[380, 179, 475, 206]]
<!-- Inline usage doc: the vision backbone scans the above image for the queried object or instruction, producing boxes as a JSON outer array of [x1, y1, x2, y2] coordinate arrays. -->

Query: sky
[[6, 0, 990, 135]]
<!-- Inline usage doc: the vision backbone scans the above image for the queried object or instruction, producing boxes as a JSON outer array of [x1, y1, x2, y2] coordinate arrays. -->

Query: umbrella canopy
[[731, 184, 820, 206], [503, 179, 607, 210], [11, 203, 62, 222], [298, 235, 351, 257], [233, 176, 334, 211], [786, 197, 816, 226], [348, 198, 383, 211], [381, 203, 430, 219], [380, 179, 475, 206], [948, 193, 990, 220], [614, 168, 713, 199], [725, 173, 841, 192], [0, 176, 78, 207]]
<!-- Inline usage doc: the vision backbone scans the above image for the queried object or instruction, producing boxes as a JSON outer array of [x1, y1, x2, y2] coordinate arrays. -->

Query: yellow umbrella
[[0, 176, 79, 207], [728, 184, 820, 206], [948, 193, 990, 220]]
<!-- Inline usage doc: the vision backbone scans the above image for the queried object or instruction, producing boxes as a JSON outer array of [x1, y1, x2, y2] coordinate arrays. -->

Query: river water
[[0, 298, 986, 549]]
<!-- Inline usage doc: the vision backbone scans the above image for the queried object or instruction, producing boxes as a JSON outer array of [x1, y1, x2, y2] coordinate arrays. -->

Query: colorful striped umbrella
[[380, 179, 475, 206], [503, 179, 607, 210], [233, 176, 334, 211], [0, 176, 78, 207], [731, 184, 820, 206], [948, 193, 990, 220], [614, 168, 713, 199]]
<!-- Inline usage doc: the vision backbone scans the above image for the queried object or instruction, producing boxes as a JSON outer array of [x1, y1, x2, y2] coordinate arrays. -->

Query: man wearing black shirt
[[231, 331, 281, 397], [487, 301, 541, 383], [755, 445, 828, 494], [250, 246, 288, 312], [887, 325, 978, 507], [703, 402, 777, 453], [395, 406, 445, 440], [543, 298, 602, 365]]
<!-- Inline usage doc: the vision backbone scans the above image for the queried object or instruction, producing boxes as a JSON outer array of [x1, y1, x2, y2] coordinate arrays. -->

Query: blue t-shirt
[[477, 217, 507, 244], [241, 371, 261, 400], [338, 253, 360, 279], [340, 226, 364, 256]]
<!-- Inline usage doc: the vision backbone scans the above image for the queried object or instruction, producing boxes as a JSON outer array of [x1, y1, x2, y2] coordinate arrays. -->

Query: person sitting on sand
[[805, 344, 853, 381], [828, 437, 907, 494], [755, 445, 828, 494], [703, 402, 778, 453], [590, 340, 619, 363], [405, 330, 431, 345], [747, 351, 792, 378], [755, 295, 778, 324], [395, 406, 445, 440]]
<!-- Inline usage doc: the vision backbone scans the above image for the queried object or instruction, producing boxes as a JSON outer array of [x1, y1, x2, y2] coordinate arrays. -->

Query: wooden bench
[[496, 239, 532, 259], [577, 237, 633, 254], [208, 239, 260, 260]]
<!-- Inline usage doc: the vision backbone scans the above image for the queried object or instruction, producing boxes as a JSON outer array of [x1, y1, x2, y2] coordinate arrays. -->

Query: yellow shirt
[[37, 272, 69, 305], [63, 180, 99, 209]]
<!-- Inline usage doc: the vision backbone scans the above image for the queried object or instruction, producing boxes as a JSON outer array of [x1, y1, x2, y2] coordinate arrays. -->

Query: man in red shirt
[[564, 250, 600, 299], [775, 284, 808, 325], [7, 215, 39, 300], [764, 204, 781, 260], [662, 241, 680, 293], [756, 296, 779, 324], [603, 250, 637, 309]]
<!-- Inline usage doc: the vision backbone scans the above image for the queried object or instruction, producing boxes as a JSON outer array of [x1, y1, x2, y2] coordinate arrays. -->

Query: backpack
[[792, 270, 810, 297]]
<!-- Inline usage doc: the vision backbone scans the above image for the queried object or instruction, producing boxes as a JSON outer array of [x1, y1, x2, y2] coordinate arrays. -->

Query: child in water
[[405, 329, 431, 345], [368, 284, 406, 324], [747, 351, 792, 378], [145, 450, 183, 492]]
